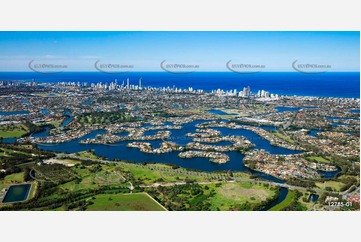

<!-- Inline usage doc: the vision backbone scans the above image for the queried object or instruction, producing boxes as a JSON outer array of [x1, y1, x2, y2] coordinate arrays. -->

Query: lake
[[317, 167, 341, 178], [308, 194, 319, 202]]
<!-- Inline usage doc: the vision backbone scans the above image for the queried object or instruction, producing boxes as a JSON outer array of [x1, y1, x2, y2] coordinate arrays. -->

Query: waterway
[[1, 116, 340, 181], [61, 111, 74, 127], [32, 120, 301, 183], [275, 107, 300, 112], [261, 187, 288, 211], [309, 129, 323, 137], [0, 110, 29, 116]]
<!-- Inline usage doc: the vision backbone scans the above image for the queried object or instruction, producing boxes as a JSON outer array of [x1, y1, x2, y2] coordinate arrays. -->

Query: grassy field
[[36, 93, 64, 97], [45, 119, 63, 128], [338, 175, 360, 183], [56, 156, 243, 187], [86, 193, 166, 211], [0, 148, 31, 157], [53, 158, 81, 166], [307, 156, 331, 163], [28, 182, 37, 200], [59, 174, 98, 192], [59, 163, 127, 192], [123, 163, 219, 184], [315, 181, 346, 192], [296, 191, 315, 210], [0, 124, 29, 138], [272, 131, 296, 144], [1, 172, 24, 183], [218, 108, 244, 116], [208, 182, 276, 211], [268, 190, 296, 211], [74, 150, 101, 160]]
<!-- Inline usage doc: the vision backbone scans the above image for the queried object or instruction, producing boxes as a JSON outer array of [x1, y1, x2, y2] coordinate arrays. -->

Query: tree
[[23, 167, 31, 182]]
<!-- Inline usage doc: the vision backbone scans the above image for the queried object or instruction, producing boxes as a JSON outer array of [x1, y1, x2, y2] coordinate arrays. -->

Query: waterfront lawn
[[272, 131, 296, 144], [208, 182, 276, 211], [85, 193, 166, 211], [233, 172, 252, 179], [0, 124, 29, 138], [268, 190, 296, 211], [125, 166, 162, 184], [74, 150, 101, 160]]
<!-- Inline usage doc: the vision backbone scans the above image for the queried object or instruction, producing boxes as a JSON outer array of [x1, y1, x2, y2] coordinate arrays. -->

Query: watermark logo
[[292, 60, 331, 74], [160, 60, 200, 74], [28, 60, 68, 74], [226, 60, 265, 74], [94, 60, 134, 74]]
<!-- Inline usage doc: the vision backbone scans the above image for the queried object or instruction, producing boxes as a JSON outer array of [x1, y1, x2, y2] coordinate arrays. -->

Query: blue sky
[[0, 31, 359, 72]]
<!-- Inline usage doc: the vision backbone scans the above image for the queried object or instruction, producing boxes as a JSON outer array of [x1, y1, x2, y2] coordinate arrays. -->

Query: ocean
[[0, 72, 359, 98]]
